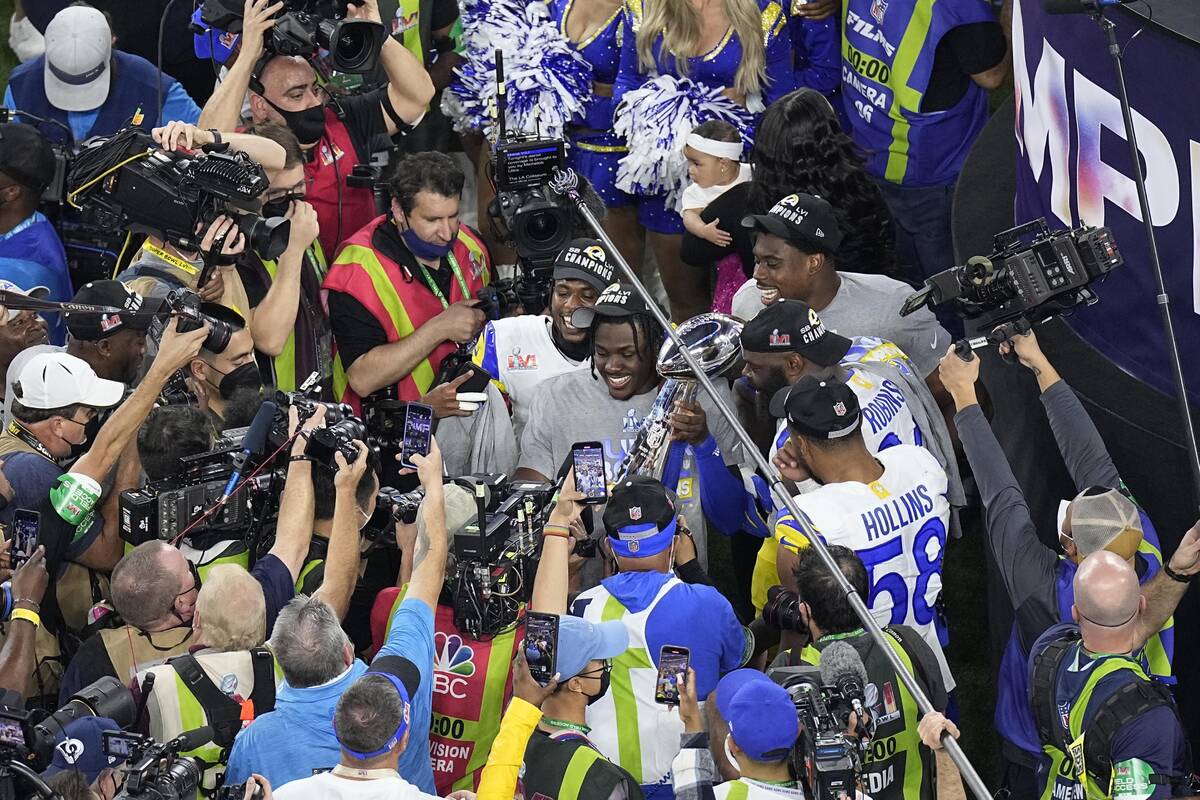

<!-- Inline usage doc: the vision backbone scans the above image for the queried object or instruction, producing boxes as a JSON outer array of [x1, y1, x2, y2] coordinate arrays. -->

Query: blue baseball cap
[[716, 670, 798, 762], [602, 476, 678, 558], [41, 717, 127, 784], [191, 8, 240, 65], [555, 615, 628, 680]]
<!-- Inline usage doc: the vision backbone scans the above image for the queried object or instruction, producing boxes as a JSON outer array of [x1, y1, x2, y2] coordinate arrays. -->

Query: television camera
[[102, 727, 213, 799], [900, 218, 1123, 339]]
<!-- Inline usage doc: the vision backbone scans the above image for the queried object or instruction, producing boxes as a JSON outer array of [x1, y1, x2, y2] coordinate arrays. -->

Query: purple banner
[[1012, 0, 1200, 401]]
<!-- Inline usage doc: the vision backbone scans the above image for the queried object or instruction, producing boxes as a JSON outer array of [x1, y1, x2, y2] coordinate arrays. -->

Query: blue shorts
[[637, 194, 685, 235], [569, 132, 635, 209]]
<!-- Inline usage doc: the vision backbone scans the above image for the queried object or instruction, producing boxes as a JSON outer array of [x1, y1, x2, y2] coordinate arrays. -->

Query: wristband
[[1162, 562, 1194, 583], [10, 608, 39, 628], [208, 128, 222, 145], [543, 524, 571, 540], [14, 599, 39, 611], [1, 583, 10, 620]]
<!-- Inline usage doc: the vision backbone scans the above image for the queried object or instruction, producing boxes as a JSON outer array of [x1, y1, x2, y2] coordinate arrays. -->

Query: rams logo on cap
[[778, 194, 801, 207], [585, 245, 607, 262], [808, 308, 821, 326], [770, 195, 809, 227]]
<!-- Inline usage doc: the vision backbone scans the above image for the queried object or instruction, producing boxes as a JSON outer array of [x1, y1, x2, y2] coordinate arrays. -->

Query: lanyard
[[818, 628, 865, 643], [5, 420, 55, 463], [331, 765, 400, 780], [142, 241, 199, 276], [542, 717, 591, 735], [416, 250, 469, 310]]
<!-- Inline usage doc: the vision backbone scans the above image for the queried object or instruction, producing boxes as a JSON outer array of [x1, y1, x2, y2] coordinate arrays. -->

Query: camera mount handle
[[549, 167, 993, 799], [1088, 9, 1200, 510], [0, 760, 60, 799]]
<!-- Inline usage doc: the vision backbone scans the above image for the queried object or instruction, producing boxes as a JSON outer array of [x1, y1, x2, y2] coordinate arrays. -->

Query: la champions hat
[[64, 281, 159, 340], [552, 239, 617, 293], [741, 192, 842, 255], [43, 6, 112, 112], [570, 282, 651, 330], [41, 717, 129, 784], [740, 299, 852, 367]]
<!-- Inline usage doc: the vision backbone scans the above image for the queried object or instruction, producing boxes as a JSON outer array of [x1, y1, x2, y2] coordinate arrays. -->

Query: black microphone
[[1043, 0, 1131, 14], [220, 400, 277, 502], [819, 641, 872, 737], [170, 725, 214, 752]]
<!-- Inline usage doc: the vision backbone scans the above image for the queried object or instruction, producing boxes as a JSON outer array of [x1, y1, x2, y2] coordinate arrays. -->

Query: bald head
[[1073, 550, 1141, 629]]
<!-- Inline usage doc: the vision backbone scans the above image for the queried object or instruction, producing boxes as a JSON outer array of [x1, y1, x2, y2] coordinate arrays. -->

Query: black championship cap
[[602, 476, 678, 558], [552, 238, 616, 293], [0, 123, 56, 194], [739, 299, 852, 366], [65, 281, 160, 340], [570, 282, 650, 329], [769, 376, 861, 440], [741, 192, 843, 255]]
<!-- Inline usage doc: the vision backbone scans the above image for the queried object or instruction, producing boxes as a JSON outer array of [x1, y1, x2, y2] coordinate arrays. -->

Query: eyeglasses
[[575, 661, 612, 679], [174, 561, 201, 604]]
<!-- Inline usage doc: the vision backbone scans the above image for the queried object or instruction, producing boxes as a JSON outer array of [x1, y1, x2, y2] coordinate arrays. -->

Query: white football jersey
[[472, 315, 586, 439], [774, 445, 953, 686]]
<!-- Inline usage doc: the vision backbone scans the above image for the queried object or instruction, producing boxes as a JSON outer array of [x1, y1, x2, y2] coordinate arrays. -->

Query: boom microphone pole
[[549, 168, 994, 800]]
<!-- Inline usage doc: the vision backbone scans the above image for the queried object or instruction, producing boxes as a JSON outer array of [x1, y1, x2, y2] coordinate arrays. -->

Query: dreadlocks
[[586, 311, 667, 378]]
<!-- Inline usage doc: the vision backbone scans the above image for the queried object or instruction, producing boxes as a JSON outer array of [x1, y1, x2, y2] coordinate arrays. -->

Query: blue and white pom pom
[[613, 74, 755, 209], [443, 0, 593, 138]]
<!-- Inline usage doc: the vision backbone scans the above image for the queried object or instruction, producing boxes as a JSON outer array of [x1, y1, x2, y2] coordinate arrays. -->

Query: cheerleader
[[613, 0, 795, 321]]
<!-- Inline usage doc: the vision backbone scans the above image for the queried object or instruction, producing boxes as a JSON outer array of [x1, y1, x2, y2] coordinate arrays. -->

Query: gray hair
[[111, 542, 179, 629], [269, 595, 351, 687], [335, 674, 405, 756]]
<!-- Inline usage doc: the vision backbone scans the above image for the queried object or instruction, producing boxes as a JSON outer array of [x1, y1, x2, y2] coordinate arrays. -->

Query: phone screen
[[524, 612, 560, 686], [655, 645, 691, 705], [0, 717, 24, 748], [571, 442, 608, 504], [10, 510, 39, 570], [400, 403, 434, 469]]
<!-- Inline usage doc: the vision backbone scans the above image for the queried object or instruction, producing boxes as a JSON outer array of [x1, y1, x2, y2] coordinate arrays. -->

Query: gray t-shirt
[[518, 367, 745, 572], [731, 272, 951, 377]]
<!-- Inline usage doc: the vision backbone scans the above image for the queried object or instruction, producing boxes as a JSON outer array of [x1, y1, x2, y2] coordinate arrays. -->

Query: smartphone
[[10, 509, 39, 570], [0, 715, 25, 748], [655, 645, 691, 706], [571, 441, 608, 504], [524, 611, 560, 686], [399, 402, 434, 470]]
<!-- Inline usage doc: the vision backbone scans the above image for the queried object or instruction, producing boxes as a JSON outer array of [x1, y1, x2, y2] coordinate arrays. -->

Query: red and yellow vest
[[305, 112, 380, 259], [323, 215, 491, 412]]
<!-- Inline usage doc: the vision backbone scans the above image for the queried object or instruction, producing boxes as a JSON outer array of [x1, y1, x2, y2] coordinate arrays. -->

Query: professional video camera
[[66, 128, 292, 262], [768, 650, 872, 800], [899, 218, 1123, 334], [201, 0, 386, 73], [102, 727, 213, 799]]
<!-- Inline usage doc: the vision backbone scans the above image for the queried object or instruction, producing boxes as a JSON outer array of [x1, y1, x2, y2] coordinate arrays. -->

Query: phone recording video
[[0, 716, 25, 748], [10, 509, 39, 570], [655, 645, 691, 706], [400, 402, 434, 469], [571, 441, 608, 504], [524, 611, 560, 687]]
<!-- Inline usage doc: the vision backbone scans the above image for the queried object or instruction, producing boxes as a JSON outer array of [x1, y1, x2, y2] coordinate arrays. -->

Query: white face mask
[[724, 733, 742, 775]]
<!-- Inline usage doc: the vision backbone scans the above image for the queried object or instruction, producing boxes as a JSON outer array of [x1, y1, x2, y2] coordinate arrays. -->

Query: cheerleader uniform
[[614, 0, 795, 234], [551, 0, 636, 209]]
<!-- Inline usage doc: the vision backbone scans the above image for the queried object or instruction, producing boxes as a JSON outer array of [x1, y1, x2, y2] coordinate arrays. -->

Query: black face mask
[[217, 362, 264, 398], [586, 669, 610, 706], [263, 193, 302, 219], [263, 96, 326, 146]]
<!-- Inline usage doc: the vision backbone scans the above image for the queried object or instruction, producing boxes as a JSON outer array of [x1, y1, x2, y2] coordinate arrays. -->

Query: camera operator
[[0, 545, 48, 698], [0, 125, 70, 319], [1026, 540, 1199, 800], [56, 402, 326, 701], [239, 121, 332, 396], [40, 716, 131, 800], [0, 279, 50, 398], [5, 5, 201, 145], [936, 331, 1180, 796], [225, 439, 448, 793], [769, 377, 954, 692], [324, 151, 489, 412], [765, 545, 956, 800], [471, 239, 612, 439], [515, 284, 745, 573], [3, 281, 152, 428], [199, 0, 435, 258], [183, 304, 263, 431]]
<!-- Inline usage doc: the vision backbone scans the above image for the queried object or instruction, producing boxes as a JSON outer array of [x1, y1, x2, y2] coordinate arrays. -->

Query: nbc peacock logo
[[436, 633, 476, 677]]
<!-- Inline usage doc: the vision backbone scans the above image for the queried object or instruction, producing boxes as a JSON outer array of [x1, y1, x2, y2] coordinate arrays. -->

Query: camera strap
[[416, 252, 470, 311], [142, 240, 201, 276]]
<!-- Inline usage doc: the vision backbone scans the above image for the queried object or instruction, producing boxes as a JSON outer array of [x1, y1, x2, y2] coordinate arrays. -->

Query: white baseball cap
[[43, 6, 112, 112], [13, 351, 124, 410], [0, 278, 50, 322]]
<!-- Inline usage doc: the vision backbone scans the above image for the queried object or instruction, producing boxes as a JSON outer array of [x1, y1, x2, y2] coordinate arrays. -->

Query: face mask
[[217, 362, 264, 398], [263, 193, 301, 219], [264, 97, 326, 146], [724, 734, 742, 774], [586, 669, 610, 706], [400, 224, 455, 261]]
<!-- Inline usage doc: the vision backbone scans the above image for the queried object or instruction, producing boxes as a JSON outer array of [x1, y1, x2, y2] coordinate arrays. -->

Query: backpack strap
[[1082, 678, 1181, 791], [1031, 630, 1081, 752], [168, 653, 242, 749], [246, 647, 276, 717]]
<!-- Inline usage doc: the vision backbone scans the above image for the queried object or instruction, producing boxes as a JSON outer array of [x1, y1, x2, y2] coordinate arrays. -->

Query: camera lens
[[202, 318, 233, 354], [763, 586, 804, 632], [318, 19, 386, 74], [236, 212, 292, 261]]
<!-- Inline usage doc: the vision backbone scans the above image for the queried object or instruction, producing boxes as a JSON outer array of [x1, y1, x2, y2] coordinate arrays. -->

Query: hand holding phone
[[570, 441, 608, 505], [400, 402, 434, 470], [10, 510, 39, 571], [524, 611, 560, 687], [655, 645, 691, 706]]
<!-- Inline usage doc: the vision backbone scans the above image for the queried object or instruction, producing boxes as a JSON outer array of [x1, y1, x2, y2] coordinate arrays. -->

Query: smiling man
[[472, 239, 614, 439], [733, 192, 951, 381]]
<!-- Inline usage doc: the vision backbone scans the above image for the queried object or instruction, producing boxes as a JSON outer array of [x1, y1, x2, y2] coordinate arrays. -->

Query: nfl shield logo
[[629, 507, 642, 521], [871, 0, 887, 22], [629, 540, 640, 553], [834, 402, 847, 417]]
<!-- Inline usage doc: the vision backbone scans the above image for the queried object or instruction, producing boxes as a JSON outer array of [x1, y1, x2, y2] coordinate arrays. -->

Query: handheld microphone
[[1043, 0, 1131, 14], [819, 641, 873, 737], [171, 725, 214, 752], [220, 400, 277, 503]]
